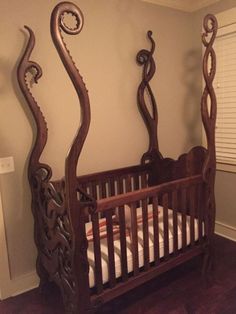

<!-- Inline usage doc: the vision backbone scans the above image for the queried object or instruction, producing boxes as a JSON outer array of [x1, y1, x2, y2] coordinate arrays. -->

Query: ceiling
[[141, 0, 221, 12]]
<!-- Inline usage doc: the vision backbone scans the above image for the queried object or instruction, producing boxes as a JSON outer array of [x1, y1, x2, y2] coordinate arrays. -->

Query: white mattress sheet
[[86, 205, 201, 288]]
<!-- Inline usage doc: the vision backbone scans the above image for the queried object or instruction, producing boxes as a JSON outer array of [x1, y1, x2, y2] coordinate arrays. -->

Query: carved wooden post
[[17, 26, 53, 291], [201, 14, 218, 274], [136, 31, 163, 165], [51, 2, 91, 313]]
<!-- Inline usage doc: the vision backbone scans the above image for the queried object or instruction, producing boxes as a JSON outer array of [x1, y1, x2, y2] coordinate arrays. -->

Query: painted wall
[[0, 0, 205, 293]]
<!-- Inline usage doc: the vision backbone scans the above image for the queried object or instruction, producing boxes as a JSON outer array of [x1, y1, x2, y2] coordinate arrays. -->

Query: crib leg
[[36, 255, 50, 293], [201, 242, 215, 286]]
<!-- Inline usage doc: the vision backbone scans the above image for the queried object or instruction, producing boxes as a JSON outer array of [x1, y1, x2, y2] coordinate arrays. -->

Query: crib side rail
[[87, 174, 207, 302], [96, 175, 202, 212], [78, 163, 152, 204]]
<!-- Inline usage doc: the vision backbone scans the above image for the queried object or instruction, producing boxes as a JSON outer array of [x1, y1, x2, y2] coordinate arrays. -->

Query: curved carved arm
[[201, 14, 218, 182], [17, 26, 52, 182], [137, 31, 163, 164], [50, 2, 90, 196]]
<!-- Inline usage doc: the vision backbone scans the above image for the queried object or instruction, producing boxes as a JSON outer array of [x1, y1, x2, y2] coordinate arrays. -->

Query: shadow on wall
[[182, 49, 202, 148], [0, 57, 14, 156]]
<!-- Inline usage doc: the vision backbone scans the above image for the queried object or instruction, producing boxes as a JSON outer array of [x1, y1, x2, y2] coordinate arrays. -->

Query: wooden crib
[[17, 2, 218, 313]]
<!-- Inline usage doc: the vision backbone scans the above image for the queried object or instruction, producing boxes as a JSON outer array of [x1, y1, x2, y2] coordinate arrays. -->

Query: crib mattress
[[86, 205, 201, 288]]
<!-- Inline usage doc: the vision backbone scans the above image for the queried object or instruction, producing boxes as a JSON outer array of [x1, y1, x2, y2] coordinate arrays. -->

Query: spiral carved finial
[[137, 31, 162, 164], [54, 2, 84, 35], [202, 14, 218, 47]]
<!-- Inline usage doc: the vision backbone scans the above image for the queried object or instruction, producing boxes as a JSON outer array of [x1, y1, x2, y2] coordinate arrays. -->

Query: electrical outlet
[[0, 157, 15, 174]]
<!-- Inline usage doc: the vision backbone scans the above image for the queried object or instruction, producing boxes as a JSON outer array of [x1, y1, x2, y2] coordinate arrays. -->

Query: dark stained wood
[[130, 203, 139, 276], [1, 236, 236, 314], [172, 190, 178, 255], [105, 210, 116, 288], [118, 205, 129, 282], [96, 175, 203, 212], [141, 198, 150, 271], [152, 196, 160, 266], [136, 31, 163, 164], [181, 188, 187, 251], [17, 2, 218, 312], [162, 193, 169, 259], [189, 186, 196, 246], [91, 213, 103, 294]]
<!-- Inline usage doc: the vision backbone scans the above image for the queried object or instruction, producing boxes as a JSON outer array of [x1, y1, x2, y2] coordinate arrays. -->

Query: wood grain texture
[[17, 1, 218, 312], [1, 235, 235, 314]]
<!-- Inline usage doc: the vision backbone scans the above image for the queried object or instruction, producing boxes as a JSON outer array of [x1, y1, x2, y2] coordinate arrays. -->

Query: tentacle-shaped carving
[[17, 26, 55, 295], [50, 2, 91, 313], [137, 31, 163, 164], [50, 2, 90, 187], [201, 14, 217, 182], [201, 14, 217, 244], [17, 26, 52, 182]]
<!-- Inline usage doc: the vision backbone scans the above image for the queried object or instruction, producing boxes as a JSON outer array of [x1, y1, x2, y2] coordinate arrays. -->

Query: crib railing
[[77, 164, 151, 223], [87, 174, 206, 301]]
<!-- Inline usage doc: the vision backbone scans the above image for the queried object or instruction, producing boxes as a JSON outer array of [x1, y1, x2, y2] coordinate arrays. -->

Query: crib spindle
[[118, 206, 128, 282], [125, 175, 132, 193], [108, 178, 115, 197], [133, 173, 140, 191], [105, 209, 116, 288], [189, 186, 196, 246], [162, 193, 169, 259], [141, 198, 150, 271], [180, 188, 187, 250], [197, 184, 203, 242], [91, 213, 103, 294], [152, 196, 160, 266], [130, 203, 139, 276], [117, 179, 128, 281], [172, 190, 178, 255]]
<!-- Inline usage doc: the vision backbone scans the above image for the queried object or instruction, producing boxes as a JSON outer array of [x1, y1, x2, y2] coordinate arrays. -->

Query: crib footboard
[[85, 174, 208, 307]]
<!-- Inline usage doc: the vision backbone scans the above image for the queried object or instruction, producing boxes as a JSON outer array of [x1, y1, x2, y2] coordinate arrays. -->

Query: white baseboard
[[0, 271, 39, 299], [10, 271, 39, 297], [215, 220, 236, 242]]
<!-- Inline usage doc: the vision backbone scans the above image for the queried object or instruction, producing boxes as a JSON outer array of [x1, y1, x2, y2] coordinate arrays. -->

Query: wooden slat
[[152, 196, 160, 266], [100, 181, 107, 218], [118, 206, 128, 282], [92, 182, 98, 200], [141, 172, 148, 188], [141, 198, 150, 271], [133, 173, 141, 207], [117, 178, 128, 281], [105, 209, 116, 288], [91, 213, 103, 294], [189, 186, 196, 246], [125, 175, 132, 193], [181, 188, 187, 251], [90, 246, 204, 305], [133, 173, 140, 191], [197, 184, 203, 242], [108, 178, 115, 197], [130, 203, 139, 276], [96, 175, 203, 213], [77, 163, 151, 184], [162, 193, 169, 259], [172, 190, 178, 255]]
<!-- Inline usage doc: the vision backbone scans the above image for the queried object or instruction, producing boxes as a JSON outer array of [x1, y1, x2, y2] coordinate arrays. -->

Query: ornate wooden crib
[[17, 2, 218, 314]]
